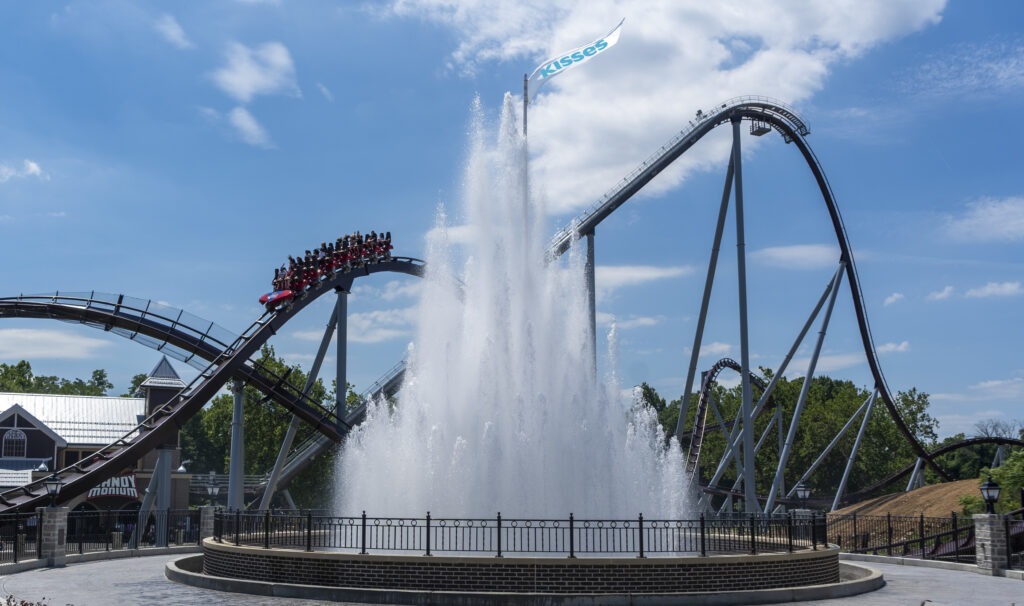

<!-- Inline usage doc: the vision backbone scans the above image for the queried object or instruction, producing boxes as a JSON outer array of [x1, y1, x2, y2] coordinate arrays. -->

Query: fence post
[[306, 511, 313, 552], [886, 513, 893, 556], [105, 510, 111, 552], [919, 513, 926, 559], [360, 511, 367, 555], [496, 512, 502, 558], [749, 514, 757, 555], [264, 510, 271, 549], [638, 513, 645, 558], [425, 512, 431, 556], [787, 511, 794, 553], [852, 513, 858, 550], [811, 512, 818, 551], [569, 513, 575, 559], [234, 510, 241, 547], [700, 514, 706, 556], [952, 512, 960, 563], [13, 512, 19, 564]]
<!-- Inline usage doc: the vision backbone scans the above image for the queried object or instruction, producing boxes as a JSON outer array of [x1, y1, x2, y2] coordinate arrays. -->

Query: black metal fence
[[826, 513, 976, 562], [213, 510, 828, 557], [66, 509, 200, 554], [1008, 516, 1024, 570], [0, 511, 40, 564]]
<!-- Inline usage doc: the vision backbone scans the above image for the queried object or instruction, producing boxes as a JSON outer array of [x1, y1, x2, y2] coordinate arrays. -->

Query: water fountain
[[180, 94, 882, 605], [334, 94, 688, 521]]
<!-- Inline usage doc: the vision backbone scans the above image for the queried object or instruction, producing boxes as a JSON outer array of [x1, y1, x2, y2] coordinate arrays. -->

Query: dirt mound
[[833, 479, 980, 517]]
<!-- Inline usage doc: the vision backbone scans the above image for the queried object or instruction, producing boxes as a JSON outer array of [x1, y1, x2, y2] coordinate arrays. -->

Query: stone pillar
[[974, 514, 1008, 574], [199, 506, 216, 540], [37, 507, 68, 568]]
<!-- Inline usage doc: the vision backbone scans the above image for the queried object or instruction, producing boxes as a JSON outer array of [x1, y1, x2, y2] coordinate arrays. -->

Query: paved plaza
[[0, 554, 1021, 605]]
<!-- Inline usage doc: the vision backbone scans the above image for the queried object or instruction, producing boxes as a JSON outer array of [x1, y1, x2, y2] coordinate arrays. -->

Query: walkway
[[0, 555, 1020, 605]]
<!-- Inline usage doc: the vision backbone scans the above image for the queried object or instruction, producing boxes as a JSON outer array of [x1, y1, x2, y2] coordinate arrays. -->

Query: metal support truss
[[259, 296, 342, 510], [764, 261, 846, 512], [832, 389, 878, 511], [906, 457, 926, 492]]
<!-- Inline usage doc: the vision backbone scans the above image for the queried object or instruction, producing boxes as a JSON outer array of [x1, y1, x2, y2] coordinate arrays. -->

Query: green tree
[[0, 361, 112, 395]]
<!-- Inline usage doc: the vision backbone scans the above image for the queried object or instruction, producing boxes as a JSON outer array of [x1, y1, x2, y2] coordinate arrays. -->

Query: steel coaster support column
[[698, 272, 838, 512], [228, 378, 245, 510], [675, 154, 735, 442], [832, 389, 878, 511], [905, 457, 925, 492], [731, 117, 757, 513], [708, 395, 743, 474], [336, 286, 349, 433], [154, 447, 172, 547], [131, 451, 165, 548], [259, 300, 341, 511], [765, 262, 846, 512], [585, 231, 597, 374]]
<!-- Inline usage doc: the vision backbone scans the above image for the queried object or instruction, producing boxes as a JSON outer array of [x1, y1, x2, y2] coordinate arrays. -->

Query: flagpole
[[523, 72, 528, 136]]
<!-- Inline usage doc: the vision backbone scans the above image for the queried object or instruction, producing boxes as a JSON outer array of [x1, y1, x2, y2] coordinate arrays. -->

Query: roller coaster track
[[842, 436, 1024, 504], [685, 358, 772, 480], [0, 258, 424, 512], [544, 95, 951, 481]]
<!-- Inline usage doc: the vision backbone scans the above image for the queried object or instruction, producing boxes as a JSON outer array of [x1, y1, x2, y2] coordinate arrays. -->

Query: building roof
[[0, 393, 145, 446], [140, 356, 186, 391], [0, 403, 67, 447]]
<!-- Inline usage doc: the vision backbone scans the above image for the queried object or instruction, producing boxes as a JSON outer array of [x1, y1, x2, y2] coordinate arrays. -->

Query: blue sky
[[1, 1, 1021, 439]]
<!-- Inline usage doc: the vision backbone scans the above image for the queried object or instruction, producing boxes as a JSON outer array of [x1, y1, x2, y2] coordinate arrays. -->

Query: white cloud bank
[[0, 159, 47, 183], [883, 292, 904, 306], [0, 329, 110, 359], [927, 285, 954, 301], [155, 14, 193, 50], [595, 264, 692, 299], [752, 244, 839, 270], [385, 0, 945, 215], [946, 197, 1024, 242], [211, 41, 300, 103], [965, 281, 1022, 298], [228, 106, 273, 148]]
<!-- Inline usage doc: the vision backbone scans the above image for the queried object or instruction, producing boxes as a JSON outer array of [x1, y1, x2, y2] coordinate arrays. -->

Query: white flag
[[527, 18, 624, 102]]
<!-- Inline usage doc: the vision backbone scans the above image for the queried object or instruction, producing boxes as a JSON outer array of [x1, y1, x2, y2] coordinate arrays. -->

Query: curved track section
[[0, 258, 425, 513], [546, 96, 947, 479], [842, 436, 1024, 503], [685, 358, 771, 481]]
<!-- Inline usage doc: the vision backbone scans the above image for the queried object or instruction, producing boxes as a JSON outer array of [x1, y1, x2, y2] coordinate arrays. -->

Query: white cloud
[[595, 264, 692, 298], [700, 341, 732, 358], [316, 82, 334, 102], [155, 14, 193, 50], [965, 281, 1022, 298], [876, 341, 909, 354], [926, 285, 954, 301], [211, 41, 300, 103], [596, 312, 662, 330], [935, 410, 1009, 439], [0, 159, 48, 183], [348, 307, 417, 344], [386, 1, 944, 215], [751, 244, 839, 269], [0, 329, 110, 359], [945, 197, 1024, 242], [883, 292, 904, 306], [905, 39, 1024, 100], [228, 106, 273, 148], [789, 352, 864, 375], [352, 279, 423, 302], [933, 377, 1024, 404], [47, 211, 67, 218]]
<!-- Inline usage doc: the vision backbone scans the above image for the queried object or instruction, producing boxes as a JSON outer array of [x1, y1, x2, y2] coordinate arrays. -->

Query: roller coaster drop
[[1, 97, 1019, 514]]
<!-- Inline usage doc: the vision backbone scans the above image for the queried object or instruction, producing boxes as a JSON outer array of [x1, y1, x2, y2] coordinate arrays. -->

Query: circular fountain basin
[[165, 539, 883, 605]]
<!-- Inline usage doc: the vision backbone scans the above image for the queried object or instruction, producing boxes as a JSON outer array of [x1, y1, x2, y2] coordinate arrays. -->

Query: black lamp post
[[43, 474, 63, 508], [795, 481, 811, 508], [980, 476, 1001, 514], [207, 483, 220, 506]]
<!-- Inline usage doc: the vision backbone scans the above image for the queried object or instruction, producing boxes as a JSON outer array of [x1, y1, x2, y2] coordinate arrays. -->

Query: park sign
[[527, 18, 624, 102], [86, 473, 138, 500]]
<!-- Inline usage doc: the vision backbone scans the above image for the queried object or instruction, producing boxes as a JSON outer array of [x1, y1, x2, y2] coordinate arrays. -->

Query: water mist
[[335, 94, 690, 519]]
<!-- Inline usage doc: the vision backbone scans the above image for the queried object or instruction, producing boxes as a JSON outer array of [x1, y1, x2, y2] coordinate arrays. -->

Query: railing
[[0, 511, 40, 564], [213, 510, 828, 557], [1008, 512, 1024, 570], [66, 509, 200, 554], [827, 513, 975, 563]]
